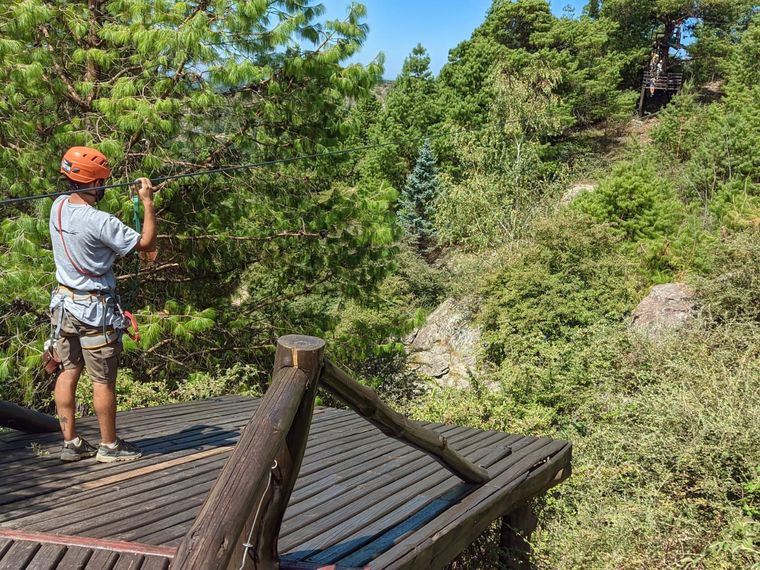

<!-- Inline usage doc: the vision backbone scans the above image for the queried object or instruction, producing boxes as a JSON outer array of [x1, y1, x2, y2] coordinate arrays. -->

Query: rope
[[122, 192, 143, 309], [238, 460, 278, 570], [0, 133, 452, 208]]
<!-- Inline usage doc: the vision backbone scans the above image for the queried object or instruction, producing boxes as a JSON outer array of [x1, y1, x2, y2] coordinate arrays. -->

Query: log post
[[253, 335, 325, 569], [320, 360, 491, 485], [0, 400, 59, 433], [499, 501, 538, 570], [172, 335, 325, 570]]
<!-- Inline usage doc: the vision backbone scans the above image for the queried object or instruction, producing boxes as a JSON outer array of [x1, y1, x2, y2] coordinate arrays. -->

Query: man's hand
[[136, 177, 154, 203], [134, 177, 157, 254]]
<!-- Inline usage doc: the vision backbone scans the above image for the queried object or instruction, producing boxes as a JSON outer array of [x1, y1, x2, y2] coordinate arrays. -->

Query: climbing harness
[[45, 198, 141, 370]]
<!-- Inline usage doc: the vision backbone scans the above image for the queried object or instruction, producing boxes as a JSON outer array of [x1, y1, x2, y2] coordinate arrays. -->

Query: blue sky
[[320, 0, 588, 78]]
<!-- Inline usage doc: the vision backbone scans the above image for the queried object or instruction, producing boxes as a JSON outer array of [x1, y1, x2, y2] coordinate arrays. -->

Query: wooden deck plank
[[110, 553, 143, 570], [138, 557, 170, 570], [308, 443, 517, 566], [82, 549, 118, 570], [0, 408, 362, 521], [287, 427, 469, 514], [0, 397, 570, 570], [23, 543, 66, 570], [0, 540, 10, 560], [295, 423, 465, 489], [372, 440, 572, 569], [1, 430, 238, 495], [0, 454, 229, 527], [2, 416, 400, 532], [330, 439, 546, 568], [0, 540, 40, 569], [0, 399, 255, 481], [0, 398, 255, 473], [280, 430, 510, 556], [0, 397, 254, 451], [284, 428, 495, 526], [52, 547, 93, 570], [0, 403, 357, 490], [285, 436, 516, 559]]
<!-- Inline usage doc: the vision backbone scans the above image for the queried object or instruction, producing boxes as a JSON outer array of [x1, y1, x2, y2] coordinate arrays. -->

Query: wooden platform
[[0, 396, 571, 569]]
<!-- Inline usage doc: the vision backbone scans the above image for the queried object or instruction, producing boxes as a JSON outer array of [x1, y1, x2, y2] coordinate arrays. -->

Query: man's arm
[[134, 178, 157, 253]]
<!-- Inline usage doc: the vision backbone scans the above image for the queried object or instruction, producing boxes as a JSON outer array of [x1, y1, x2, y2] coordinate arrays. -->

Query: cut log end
[[277, 335, 326, 352]]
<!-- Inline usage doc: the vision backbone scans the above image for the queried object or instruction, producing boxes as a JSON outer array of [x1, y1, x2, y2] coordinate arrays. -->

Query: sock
[[64, 437, 81, 446], [102, 441, 118, 449]]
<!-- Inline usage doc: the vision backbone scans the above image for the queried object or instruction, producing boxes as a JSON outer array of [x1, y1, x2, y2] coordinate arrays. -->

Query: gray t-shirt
[[49, 196, 140, 327]]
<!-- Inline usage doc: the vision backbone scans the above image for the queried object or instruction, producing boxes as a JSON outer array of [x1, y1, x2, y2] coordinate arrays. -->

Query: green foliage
[[474, 214, 642, 428], [0, 0, 397, 403], [438, 0, 633, 132], [359, 44, 441, 190], [413, 254, 760, 569], [398, 139, 441, 251], [575, 159, 714, 279], [698, 229, 760, 324], [329, 244, 447, 365], [74, 363, 262, 414], [532, 323, 760, 569], [436, 65, 571, 248]]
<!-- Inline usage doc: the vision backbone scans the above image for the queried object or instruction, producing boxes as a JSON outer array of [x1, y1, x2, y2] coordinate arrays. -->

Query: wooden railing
[[171, 335, 491, 570], [0, 400, 59, 433], [642, 71, 683, 92]]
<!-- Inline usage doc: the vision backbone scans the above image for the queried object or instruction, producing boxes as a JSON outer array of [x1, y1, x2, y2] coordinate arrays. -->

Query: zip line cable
[[0, 131, 455, 208]]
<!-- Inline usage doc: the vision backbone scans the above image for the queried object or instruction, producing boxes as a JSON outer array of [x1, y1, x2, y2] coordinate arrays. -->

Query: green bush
[[472, 214, 643, 430], [575, 159, 713, 280], [698, 229, 760, 325], [532, 324, 760, 569]]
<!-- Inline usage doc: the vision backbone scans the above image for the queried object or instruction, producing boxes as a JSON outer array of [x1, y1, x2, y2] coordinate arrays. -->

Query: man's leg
[[54, 367, 82, 441], [92, 381, 117, 444], [88, 343, 142, 462]]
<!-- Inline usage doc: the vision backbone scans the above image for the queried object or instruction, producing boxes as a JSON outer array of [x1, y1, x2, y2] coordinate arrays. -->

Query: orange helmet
[[60, 146, 111, 183]]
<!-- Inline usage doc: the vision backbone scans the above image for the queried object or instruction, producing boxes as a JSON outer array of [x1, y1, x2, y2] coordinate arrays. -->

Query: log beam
[[320, 360, 491, 485], [172, 335, 325, 570], [253, 336, 325, 569], [499, 501, 538, 570], [0, 400, 59, 433]]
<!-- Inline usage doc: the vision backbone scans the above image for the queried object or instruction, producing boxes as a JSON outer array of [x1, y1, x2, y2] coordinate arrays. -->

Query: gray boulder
[[561, 182, 597, 204], [405, 299, 481, 388], [631, 283, 697, 337]]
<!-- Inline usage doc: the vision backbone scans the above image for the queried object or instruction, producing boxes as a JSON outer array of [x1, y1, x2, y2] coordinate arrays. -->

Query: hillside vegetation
[[1, 0, 759, 568]]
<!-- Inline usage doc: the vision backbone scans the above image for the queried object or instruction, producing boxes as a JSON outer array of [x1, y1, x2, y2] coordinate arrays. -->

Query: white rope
[[238, 460, 278, 570]]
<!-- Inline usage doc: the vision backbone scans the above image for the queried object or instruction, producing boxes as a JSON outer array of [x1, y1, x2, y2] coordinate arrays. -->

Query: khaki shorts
[[52, 309, 122, 384]]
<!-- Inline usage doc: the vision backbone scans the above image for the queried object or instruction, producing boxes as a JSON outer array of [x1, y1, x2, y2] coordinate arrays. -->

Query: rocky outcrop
[[631, 283, 697, 337], [561, 182, 597, 204], [405, 299, 481, 388]]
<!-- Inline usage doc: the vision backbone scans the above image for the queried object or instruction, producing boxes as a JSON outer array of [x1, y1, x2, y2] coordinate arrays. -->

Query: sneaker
[[96, 438, 143, 463], [60, 437, 98, 462]]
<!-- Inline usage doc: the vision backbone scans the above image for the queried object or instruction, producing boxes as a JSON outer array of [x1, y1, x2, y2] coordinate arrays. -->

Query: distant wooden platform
[[0, 396, 571, 569]]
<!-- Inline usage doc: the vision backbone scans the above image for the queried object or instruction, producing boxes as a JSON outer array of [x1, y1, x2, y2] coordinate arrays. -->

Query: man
[[50, 146, 156, 462]]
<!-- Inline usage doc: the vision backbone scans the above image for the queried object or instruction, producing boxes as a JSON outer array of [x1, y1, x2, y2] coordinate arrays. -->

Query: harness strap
[[80, 329, 122, 350], [50, 297, 65, 341], [56, 284, 112, 299]]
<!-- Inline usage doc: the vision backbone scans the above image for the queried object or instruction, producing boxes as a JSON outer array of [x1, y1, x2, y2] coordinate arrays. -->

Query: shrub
[[473, 214, 643, 430], [698, 229, 760, 325], [532, 324, 760, 569], [575, 159, 713, 279]]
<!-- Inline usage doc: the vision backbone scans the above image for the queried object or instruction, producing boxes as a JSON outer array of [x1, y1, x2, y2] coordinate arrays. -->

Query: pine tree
[[361, 44, 441, 191], [398, 139, 440, 252], [0, 0, 395, 405]]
